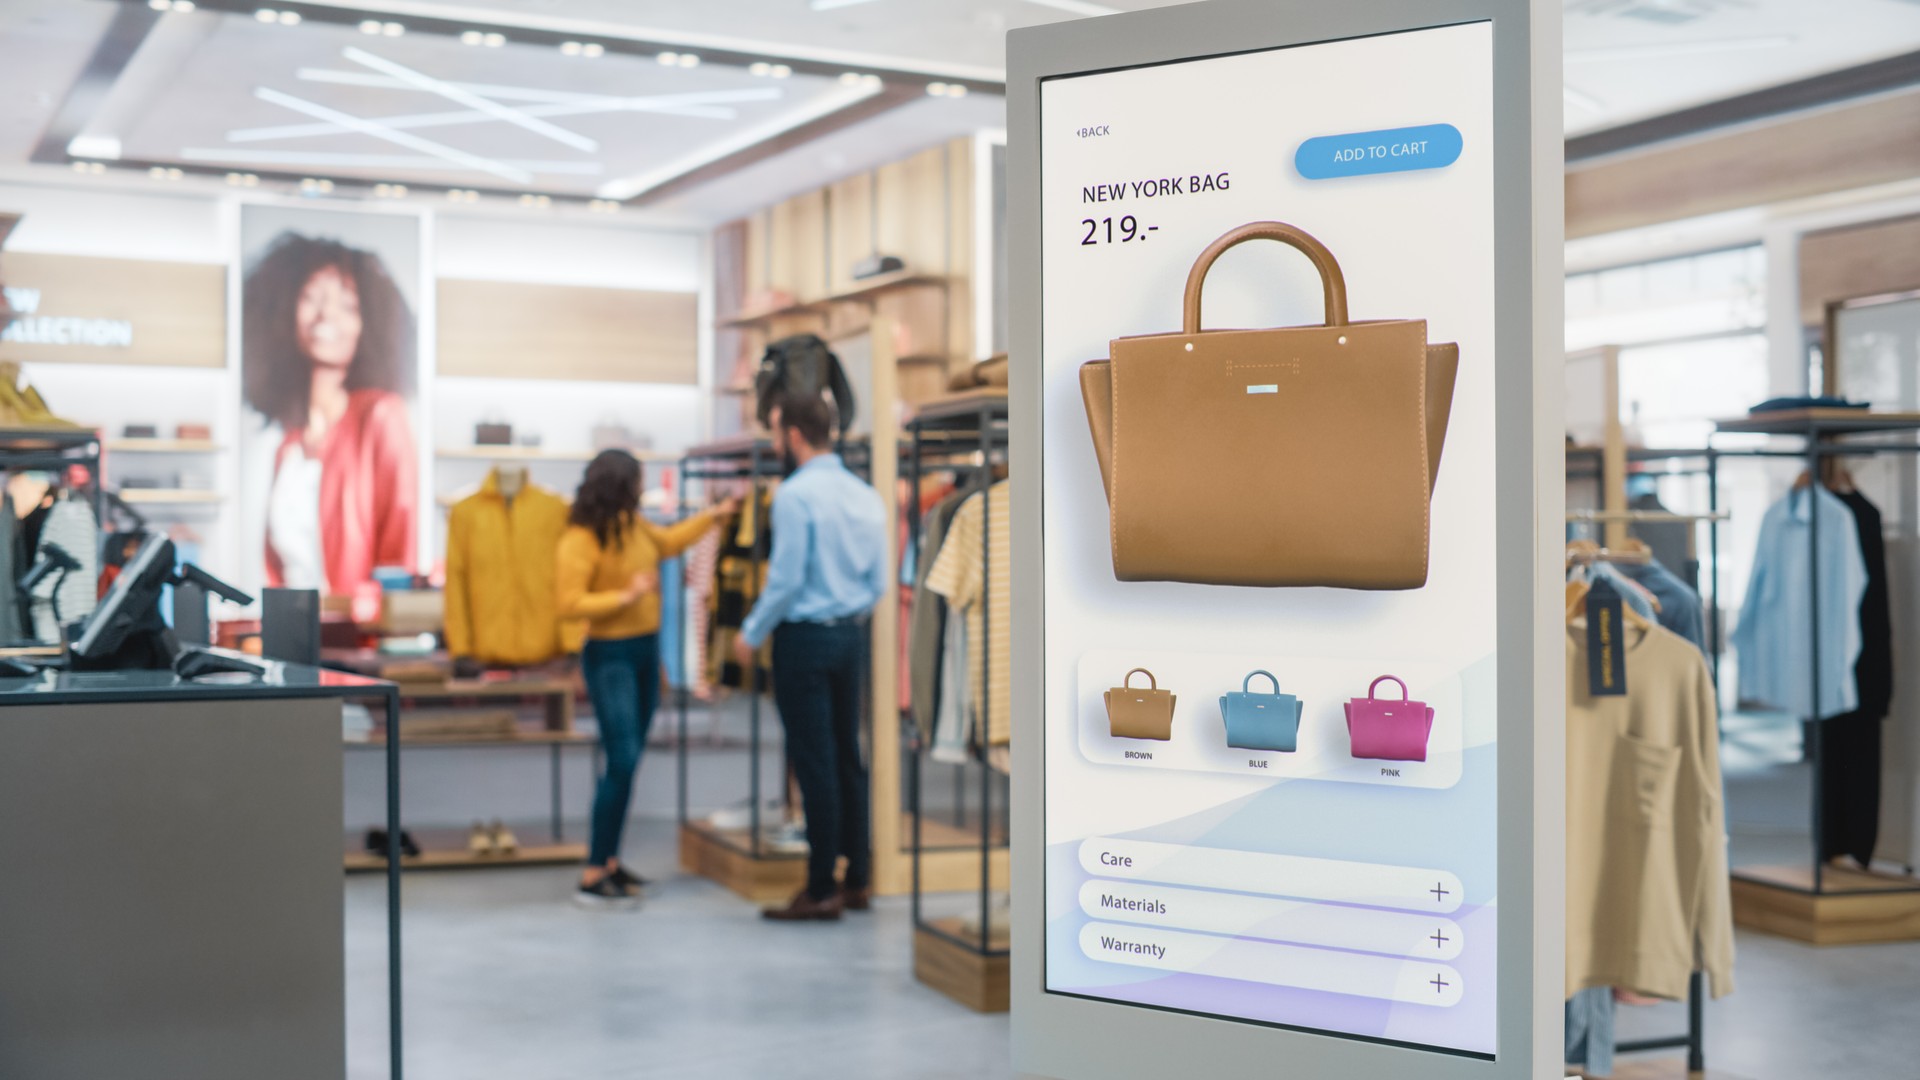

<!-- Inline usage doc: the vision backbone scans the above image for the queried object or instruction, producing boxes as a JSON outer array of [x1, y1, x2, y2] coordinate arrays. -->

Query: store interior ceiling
[[0, 0, 1918, 225]]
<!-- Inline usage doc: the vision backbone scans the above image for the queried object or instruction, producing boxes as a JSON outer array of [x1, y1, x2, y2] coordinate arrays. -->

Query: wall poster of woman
[[239, 206, 428, 597]]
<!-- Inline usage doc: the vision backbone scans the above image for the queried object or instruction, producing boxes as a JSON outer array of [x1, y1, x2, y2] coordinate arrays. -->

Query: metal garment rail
[[0, 426, 108, 557], [1706, 413, 1920, 897], [904, 396, 1011, 958], [671, 436, 878, 861]]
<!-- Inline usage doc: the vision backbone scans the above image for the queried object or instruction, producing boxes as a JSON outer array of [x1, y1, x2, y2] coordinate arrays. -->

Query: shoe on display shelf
[[764, 821, 808, 854], [488, 819, 519, 856], [705, 799, 784, 832], [468, 822, 492, 857]]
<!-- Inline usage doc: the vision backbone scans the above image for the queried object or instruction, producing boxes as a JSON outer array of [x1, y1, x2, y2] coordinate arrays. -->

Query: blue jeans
[[582, 634, 660, 866], [771, 620, 871, 901]]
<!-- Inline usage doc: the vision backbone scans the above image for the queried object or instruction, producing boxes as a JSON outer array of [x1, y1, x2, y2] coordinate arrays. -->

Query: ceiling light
[[225, 172, 260, 186], [860, 73, 880, 88], [374, 183, 408, 198], [359, 19, 382, 33], [278, 10, 299, 24], [67, 134, 121, 160], [460, 30, 484, 45], [658, 51, 679, 65], [483, 32, 505, 47], [749, 62, 771, 76], [769, 64, 791, 78], [560, 41, 582, 56], [839, 72, 863, 86], [149, 166, 183, 181], [588, 199, 621, 214], [517, 193, 552, 208], [947, 83, 966, 98], [299, 177, 334, 194], [148, 0, 169, 8], [927, 82, 948, 96], [72, 161, 103, 175], [381, 21, 403, 36], [582, 43, 603, 57], [255, 8, 277, 21], [678, 53, 699, 67], [446, 188, 480, 203], [170, 0, 194, 10]]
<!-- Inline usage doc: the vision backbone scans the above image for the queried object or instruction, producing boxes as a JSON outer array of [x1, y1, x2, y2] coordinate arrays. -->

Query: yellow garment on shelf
[[925, 481, 1011, 747], [557, 509, 720, 642], [1566, 618, 1735, 1002], [443, 469, 575, 665]]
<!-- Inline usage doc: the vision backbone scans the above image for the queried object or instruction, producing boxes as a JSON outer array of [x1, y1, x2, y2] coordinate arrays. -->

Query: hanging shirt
[[1731, 486, 1868, 720], [739, 452, 889, 648], [1566, 618, 1735, 1001], [925, 480, 1011, 747], [1618, 559, 1707, 657], [442, 468, 574, 666]]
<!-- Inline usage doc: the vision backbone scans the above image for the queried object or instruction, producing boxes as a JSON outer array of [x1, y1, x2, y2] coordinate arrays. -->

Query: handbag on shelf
[[1344, 675, 1434, 762], [1104, 668, 1176, 741], [474, 418, 512, 446], [1219, 669, 1302, 753], [1079, 221, 1459, 589]]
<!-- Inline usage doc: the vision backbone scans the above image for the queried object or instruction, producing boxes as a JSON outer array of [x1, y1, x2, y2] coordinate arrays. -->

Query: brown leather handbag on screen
[[1080, 222, 1459, 589], [1105, 668, 1176, 741]]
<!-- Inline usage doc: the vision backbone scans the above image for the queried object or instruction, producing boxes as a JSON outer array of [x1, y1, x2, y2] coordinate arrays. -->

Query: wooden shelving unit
[[717, 270, 944, 329], [116, 489, 223, 505]]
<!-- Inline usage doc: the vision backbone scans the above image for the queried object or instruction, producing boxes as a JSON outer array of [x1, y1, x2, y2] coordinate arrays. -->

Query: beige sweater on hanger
[[1566, 619, 1736, 1001]]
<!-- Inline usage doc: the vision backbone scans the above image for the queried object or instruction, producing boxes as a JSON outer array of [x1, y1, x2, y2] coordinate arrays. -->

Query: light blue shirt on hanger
[[1731, 485, 1868, 720]]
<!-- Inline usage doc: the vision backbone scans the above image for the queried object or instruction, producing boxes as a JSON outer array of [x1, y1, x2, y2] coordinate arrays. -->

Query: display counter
[[0, 664, 402, 1080]]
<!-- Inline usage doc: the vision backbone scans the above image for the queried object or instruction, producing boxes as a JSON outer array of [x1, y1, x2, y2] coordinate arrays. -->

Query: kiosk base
[[1732, 865, 1920, 944], [677, 820, 807, 903], [913, 920, 1009, 1013]]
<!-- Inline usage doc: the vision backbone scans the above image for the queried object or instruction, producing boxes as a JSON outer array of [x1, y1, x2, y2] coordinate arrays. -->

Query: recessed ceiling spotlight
[[278, 10, 299, 24], [658, 51, 680, 65], [255, 8, 277, 21], [381, 21, 403, 36], [839, 71, 862, 86], [460, 30, 484, 45], [373, 183, 408, 198], [588, 199, 622, 214], [518, 193, 552, 208], [582, 42, 603, 57], [749, 61, 771, 76], [861, 73, 880, 88], [359, 19, 382, 33], [148, 0, 169, 8], [170, 0, 194, 10], [948, 83, 967, 98], [299, 177, 334, 194], [927, 82, 948, 96], [678, 53, 699, 67], [561, 41, 582, 56], [769, 63, 791, 78], [483, 32, 504, 47], [149, 166, 173, 180], [446, 189, 480, 203], [72, 161, 102, 175]]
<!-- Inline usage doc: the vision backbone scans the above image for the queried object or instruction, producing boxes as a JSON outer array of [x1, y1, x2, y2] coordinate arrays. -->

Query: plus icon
[[1431, 882, 1451, 903], [1431, 974, 1451, 995], [1431, 929, 1451, 949]]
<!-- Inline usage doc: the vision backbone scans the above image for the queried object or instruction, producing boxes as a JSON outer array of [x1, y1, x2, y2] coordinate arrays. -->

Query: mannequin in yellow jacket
[[444, 467, 580, 667]]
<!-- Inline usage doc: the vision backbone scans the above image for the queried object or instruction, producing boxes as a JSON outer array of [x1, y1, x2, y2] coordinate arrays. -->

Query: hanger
[[1565, 541, 1655, 629]]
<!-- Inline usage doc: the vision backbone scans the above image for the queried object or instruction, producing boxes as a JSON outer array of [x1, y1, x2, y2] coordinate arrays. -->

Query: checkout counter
[[0, 534, 405, 1080]]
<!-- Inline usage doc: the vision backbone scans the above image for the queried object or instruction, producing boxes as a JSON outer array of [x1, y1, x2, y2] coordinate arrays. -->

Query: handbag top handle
[[1123, 668, 1157, 690], [1182, 221, 1350, 333], [1368, 675, 1410, 701], [1243, 670, 1280, 695]]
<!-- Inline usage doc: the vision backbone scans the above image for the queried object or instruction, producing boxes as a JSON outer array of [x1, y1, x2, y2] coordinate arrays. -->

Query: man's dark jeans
[[772, 619, 871, 901]]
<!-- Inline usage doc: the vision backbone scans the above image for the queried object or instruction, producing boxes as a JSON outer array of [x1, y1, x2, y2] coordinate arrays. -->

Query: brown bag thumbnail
[[1104, 668, 1176, 741], [1080, 221, 1458, 590]]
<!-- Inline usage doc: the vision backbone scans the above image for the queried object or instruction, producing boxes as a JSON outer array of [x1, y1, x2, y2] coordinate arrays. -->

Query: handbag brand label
[[1584, 579, 1627, 697], [1246, 384, 1278, 394]]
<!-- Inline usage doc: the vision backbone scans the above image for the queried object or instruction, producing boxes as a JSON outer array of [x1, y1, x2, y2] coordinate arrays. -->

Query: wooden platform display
[[344, 842, 586, 873], [1575, 1061, 1751, 1080], [1731, 864, 1920, 944], [678, 820, 807, 903], [914, 918, 1009, 1013]]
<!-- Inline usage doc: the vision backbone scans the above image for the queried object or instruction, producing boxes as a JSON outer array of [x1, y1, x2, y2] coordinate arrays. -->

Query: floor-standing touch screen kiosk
[[1007, 1, 1564, 1076]]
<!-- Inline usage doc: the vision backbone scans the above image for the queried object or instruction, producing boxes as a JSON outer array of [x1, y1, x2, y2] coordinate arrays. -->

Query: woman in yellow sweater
[[558, 449, 735, 904]]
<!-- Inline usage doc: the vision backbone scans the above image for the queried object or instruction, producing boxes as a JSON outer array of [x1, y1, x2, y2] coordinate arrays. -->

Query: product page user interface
[[1039, 21, 1499, 1057]]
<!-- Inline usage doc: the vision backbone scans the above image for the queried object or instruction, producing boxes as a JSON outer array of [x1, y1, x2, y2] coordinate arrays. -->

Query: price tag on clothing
[[1585, 578, 1627, 697]]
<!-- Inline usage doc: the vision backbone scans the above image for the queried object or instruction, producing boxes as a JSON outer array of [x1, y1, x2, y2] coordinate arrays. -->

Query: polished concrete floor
[[343, 707, 1920, 1079]]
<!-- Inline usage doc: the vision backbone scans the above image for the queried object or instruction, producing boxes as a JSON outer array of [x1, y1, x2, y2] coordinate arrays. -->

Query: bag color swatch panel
[[1219, 670, 1303, 752], [1105, 668, 1176, 741], [1079, 221, 1459, 590], [1344, 675, 1435, 761]]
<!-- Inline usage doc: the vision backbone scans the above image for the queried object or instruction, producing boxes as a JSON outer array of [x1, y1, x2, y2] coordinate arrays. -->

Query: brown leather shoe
[[840, 885, 871, 911], [762, 888, 842, 921]]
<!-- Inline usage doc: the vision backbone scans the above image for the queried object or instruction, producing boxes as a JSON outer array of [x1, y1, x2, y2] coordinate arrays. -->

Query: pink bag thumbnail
[[1344, 675, 1434, 762]]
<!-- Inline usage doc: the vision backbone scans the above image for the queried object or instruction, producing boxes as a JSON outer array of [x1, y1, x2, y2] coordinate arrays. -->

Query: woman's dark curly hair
[[571, 449, 642, 550], [242, 231, 415, 429]]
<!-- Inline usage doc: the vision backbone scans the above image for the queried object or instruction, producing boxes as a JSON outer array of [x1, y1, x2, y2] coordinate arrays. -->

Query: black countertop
[[0, 663, 395, 706]]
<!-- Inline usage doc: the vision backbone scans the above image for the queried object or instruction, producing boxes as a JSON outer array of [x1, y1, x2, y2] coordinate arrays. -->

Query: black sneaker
[[608, 865, 648, 896], [574, 876, 638, 908]]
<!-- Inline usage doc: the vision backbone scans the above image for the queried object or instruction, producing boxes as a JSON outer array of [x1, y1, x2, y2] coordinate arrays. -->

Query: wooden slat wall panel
[[438, 279, 696, 383], [875, 145, 950, 278], [944, 135, 975, 370], [1567, 89, 1920, 240], [744, 210, 771, 299], [0, 252, 224, 367], [827, 173, 875, 297], [1800, 214, 1920, 327]]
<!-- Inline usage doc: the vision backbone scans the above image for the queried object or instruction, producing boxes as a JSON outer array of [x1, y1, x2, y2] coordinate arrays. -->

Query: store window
[[1565, 244, 1773, 695]]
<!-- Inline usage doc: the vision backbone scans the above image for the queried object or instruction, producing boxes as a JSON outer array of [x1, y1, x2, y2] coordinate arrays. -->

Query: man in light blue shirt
[[735, 395, 888, 920]]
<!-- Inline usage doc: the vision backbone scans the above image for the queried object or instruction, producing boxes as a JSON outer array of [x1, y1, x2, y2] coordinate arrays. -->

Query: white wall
[[0, 179, 715, 592]]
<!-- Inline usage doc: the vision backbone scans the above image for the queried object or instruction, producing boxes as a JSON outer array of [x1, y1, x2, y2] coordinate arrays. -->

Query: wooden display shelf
[[115, 488, 223, 504], [914, 917, 1009, 1013], [678, 819, 807, 903], [104, 437, 220, 453], [344, 842, 586, 873], [393, 678, 576, 733], [436, 445, 678, 463], [1731, 863, 1920, 944], [718, 270, 944, 329]]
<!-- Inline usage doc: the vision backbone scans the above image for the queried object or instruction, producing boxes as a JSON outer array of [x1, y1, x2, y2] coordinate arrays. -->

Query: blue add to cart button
[[1295, 123, 1463, 180]]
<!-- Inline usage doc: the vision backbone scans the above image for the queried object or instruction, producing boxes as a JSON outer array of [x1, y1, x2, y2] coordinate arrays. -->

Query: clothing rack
[[904, 390, 1011, 991], [671, 434, 879, 875], [0, 426, 105, 530], [1710, 408, 1920, 899]]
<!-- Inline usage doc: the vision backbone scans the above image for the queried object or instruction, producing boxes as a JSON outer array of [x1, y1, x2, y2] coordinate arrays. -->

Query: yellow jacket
[[557, 509, 720, 642], [444, 470, 577, 665]]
